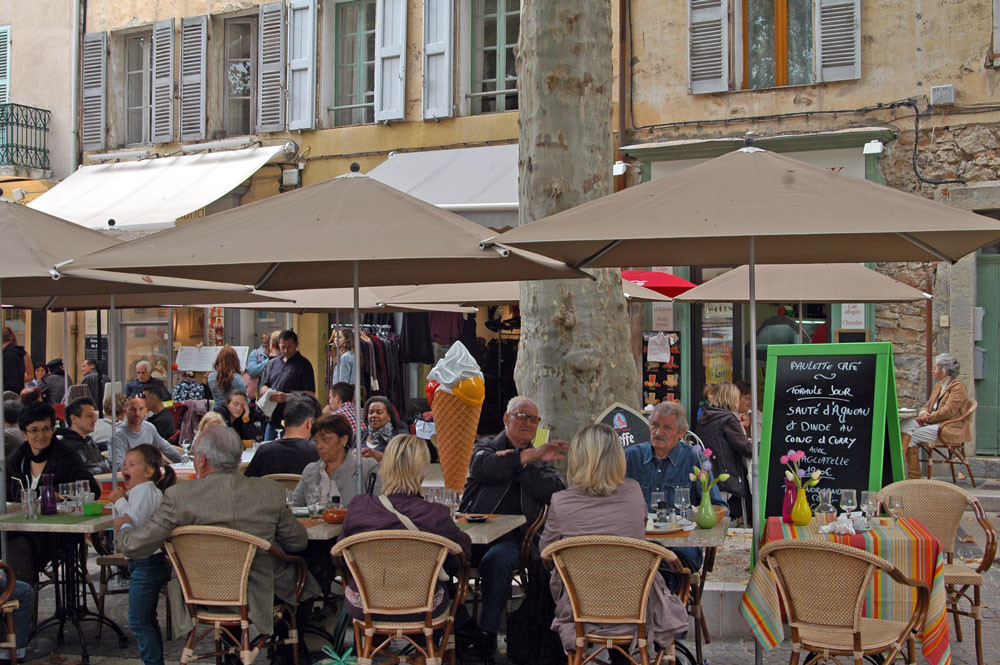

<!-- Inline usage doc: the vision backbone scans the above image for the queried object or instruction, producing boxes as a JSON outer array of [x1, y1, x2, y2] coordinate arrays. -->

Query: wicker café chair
[[331, 530, 470, 665], [540, 535, 692, 665], [261, 474, 304, 492], [163, 526, 307, 665], [915, 400, 978, 486], [758, 539, 928, 665], [879, 479, 997, 665], [0, 562, 22, 665]]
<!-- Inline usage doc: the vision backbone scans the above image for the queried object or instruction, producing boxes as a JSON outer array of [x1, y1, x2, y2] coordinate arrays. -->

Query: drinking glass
[[284, 489, 295, 509], [887, 496, 903, 524], [74, 480, 89, 514], [650, 492, 667, 523], [306, 487, 322, 520], [839, 489, 857, 517], [21, 489, 36, 520], [674, 487, 691, 523], [860, 490, 877, 527], [58, 483, 72, 512], [815, 488, 836, 514]]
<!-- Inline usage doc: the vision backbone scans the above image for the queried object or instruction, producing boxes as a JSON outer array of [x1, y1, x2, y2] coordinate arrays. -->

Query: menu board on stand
[[758, 342, 903, 522], [642, 331, 681, 408]]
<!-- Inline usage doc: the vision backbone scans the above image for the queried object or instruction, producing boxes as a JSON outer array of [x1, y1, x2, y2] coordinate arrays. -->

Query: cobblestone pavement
[[26, 503, 1000, 665]]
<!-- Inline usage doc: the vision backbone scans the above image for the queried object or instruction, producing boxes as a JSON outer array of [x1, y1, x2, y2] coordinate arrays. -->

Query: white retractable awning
[[367, 144, 518, 230], [28, 145, 287, 230]]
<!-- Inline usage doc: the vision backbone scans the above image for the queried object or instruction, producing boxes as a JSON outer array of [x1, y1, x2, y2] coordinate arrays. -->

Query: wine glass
[[74, 480, 89, 514], [860, 490, 877, 528], [674, 486, 691, 523], [887, 496, 903, 524], [284, 489, 295, 510], [58, 483, 72, 512], [306, 487, 322, 520], [839, 489, 857, 518]]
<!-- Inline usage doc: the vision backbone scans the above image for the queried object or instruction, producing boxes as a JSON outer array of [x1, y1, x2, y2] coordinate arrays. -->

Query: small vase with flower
[[690, 449, 729, 529], [781, 450, 823, 526]]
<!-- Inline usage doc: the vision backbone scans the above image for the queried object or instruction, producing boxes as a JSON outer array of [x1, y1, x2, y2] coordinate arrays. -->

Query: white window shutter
[[151, 18, 175, 144], [422, 0, 452, 119], [258, 2, 286, 133], [180, 15, 207, 142], [81, 32, 107, 151], [688, 0, 728, 94], [815, 0, 861, 82], [994, 0, 1000, 67], [375, 0, 407, 122], [0, 26, 10, 104], [287, 0, 316, 130]]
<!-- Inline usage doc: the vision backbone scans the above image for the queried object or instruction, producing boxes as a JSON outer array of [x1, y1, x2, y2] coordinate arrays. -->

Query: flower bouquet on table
[[690, 449, 729, 529], [781, 450, 822, 526]]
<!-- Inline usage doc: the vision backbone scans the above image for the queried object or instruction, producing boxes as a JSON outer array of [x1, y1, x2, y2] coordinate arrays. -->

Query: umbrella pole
[[110, 295, 117, 491], [63, 308, 69, 401], [97, 309, 103, 418], [353, 261, 363, 497], [798, 300, 804, 343], [749, 238, 762, 665], [0, 278, 7, 559]]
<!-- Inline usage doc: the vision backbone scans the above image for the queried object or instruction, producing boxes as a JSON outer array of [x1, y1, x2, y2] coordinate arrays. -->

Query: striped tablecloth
[[741, 515, 950, 665]]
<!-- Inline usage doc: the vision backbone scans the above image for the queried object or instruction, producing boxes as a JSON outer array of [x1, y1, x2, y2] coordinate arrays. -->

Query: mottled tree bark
[[514, 1, 640, 439]]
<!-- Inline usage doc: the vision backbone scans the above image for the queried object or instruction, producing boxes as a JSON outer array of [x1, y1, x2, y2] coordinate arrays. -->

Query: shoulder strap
[[378, 494, 419, 531]]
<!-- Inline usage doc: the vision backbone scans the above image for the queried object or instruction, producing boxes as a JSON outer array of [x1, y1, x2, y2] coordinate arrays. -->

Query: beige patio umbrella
[[385, 276, 673, 306], [493, 147, 1000, 575], [198, 287, 475, 314], [64, 172, 588, 495], [673, 263, 930, 303]]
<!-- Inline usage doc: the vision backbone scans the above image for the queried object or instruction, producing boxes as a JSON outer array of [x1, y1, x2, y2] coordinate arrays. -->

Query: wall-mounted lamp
[[613, 160, 640, 176], [862, 140, 884, 155]]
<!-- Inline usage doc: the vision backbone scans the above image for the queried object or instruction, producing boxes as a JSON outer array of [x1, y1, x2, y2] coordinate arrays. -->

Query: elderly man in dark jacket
[[458, 396, 567, 661]]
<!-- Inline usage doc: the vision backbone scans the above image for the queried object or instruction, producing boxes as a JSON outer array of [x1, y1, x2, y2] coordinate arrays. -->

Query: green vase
[[791, 488, 813, 526], [695, 489, 717, 529]]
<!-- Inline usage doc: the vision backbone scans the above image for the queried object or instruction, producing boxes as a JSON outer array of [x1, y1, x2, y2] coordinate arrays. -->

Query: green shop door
[[975, 254, 1000, 455]]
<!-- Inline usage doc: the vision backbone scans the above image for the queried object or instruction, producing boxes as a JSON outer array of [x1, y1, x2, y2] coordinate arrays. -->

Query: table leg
[[30, 537, 128, 665]]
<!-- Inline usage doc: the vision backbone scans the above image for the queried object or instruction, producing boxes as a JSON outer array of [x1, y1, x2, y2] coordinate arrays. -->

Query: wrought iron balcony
[[0, 103, 50, 171]]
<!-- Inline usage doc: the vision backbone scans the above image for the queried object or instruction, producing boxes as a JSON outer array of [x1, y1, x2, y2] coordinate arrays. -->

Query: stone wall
[[874, 122, 1000, 410]]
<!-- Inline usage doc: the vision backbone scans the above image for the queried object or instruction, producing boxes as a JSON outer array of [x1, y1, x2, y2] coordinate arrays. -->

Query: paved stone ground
[[23, 500, 999, 665]]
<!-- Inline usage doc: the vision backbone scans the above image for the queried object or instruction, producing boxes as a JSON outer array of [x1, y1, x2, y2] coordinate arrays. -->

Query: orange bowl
[[322, 507, 347, 524]]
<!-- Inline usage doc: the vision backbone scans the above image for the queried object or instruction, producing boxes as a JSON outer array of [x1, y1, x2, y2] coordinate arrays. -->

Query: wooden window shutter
[[257, 1, 286, 133], [81, 32, 107, 151], [287, 0, 317, 130], [0, 26, 10, 104], [375, 0, 407, 122], [815, 0, 861, 82], [688, 0, 729, 94], [180, 15, 207, 142], [151, 18, 175, 144], [422, 0, 453, 119]]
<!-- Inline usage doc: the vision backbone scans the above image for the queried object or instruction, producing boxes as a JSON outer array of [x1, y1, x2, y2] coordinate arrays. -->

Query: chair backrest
[[167, 403, 189, 428], [878, 479, 971, 555], [65, 384, 92, 403], [262, 474, 303, 492], [164, 525, 270, 609], [541, 535, 667, 626], [519, 504, 548, 580], [759, 539, 889, 632], [331, 529, 463, 616]]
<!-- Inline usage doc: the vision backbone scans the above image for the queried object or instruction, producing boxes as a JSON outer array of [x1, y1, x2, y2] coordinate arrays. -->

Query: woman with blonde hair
[[338, 434, 470, 620], [694, 381, 752, 525], [540, 424, 688, 662], [207, 347, 246, 403]]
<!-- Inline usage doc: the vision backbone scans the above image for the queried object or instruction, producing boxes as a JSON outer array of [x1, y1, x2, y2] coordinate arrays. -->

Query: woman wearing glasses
[[5, 402, 101, 588]]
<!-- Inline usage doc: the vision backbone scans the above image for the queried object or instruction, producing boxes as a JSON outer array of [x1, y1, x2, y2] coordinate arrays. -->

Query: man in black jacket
[[55, 397, 111, 475], [1, 327, 27, 394], [458, 396, 568, 661], [38, 358, 73, 405], [80, 359, 109, 410]]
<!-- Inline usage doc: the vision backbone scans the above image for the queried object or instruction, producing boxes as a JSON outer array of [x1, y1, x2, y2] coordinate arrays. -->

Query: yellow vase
[[791, 488, 812, 526]]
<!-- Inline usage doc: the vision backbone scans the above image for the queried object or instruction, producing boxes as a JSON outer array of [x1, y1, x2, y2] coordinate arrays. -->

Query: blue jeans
[[475, 532, 521, 634], [264, 423, 278, 442], [1, 575, 32, 653], [128, 555, 170, 665]]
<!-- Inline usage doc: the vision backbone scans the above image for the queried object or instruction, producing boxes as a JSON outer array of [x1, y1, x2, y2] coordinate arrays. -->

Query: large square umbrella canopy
[[493, 148, 1000, 268], [385, 277, 673, 307], [66, 173, 584, 289]]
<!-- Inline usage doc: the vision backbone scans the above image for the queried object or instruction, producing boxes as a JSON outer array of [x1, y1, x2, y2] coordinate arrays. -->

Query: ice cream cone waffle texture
[[433, 389, 482, 493]]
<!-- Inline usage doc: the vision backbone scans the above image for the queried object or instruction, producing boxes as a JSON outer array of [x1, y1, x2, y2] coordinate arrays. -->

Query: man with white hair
[[115, 425, 318, 636], [903, 353, 970, 478], [124, 360, 169, 401]]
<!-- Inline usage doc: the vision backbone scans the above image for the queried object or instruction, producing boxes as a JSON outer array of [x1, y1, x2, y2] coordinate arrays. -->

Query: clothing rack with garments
[[481, 328, 520, 434], [327, 323, 405, 416]]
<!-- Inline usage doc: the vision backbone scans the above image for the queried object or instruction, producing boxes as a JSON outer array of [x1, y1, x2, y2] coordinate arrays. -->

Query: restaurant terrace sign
[[758, 342, 903, 522]]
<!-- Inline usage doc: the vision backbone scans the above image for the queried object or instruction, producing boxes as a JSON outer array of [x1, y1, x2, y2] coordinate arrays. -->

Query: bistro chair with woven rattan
[[261, 474, 303, 492], [758, 539, 928, 665], [0, 562, 22, 665], [331, 529, 470, 665], [915, 399, 978, 486], [540, 535, 692, 665], [163, 525, 307, 665], [879, 479, 997, 665]]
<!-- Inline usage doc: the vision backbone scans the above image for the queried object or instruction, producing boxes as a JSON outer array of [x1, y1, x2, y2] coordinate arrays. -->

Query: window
[[470, 0, 518, 114], [224, 18, 257, 136], [333, 0, 376, 126], [125, 33, 152, 145], [688, 0, 860, 94]]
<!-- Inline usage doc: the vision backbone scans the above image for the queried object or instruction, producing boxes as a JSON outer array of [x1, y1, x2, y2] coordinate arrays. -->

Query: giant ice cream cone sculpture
[[428, 342, 485, 493]]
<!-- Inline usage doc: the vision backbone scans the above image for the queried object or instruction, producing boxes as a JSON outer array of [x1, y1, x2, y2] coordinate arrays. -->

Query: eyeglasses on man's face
[[512, 412, 540, 425]]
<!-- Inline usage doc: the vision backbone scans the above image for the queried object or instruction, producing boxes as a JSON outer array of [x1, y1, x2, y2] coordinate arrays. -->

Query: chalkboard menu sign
[[595, 402, 651, 448], [759, 342, 903, 521]]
